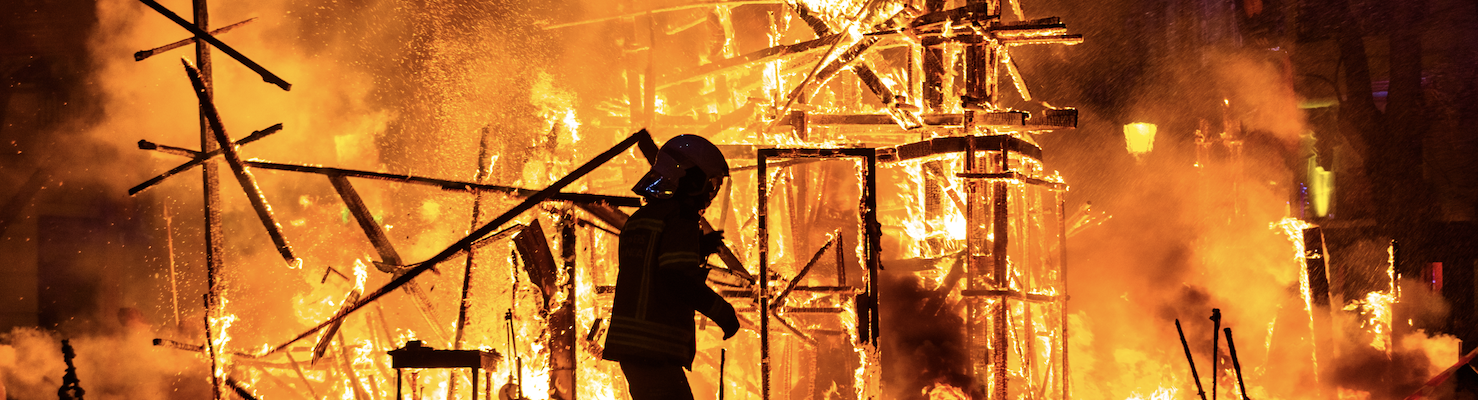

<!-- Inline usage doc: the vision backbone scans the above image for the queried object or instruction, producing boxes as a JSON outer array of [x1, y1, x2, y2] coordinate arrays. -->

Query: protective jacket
[[602, 198, 725, 369]]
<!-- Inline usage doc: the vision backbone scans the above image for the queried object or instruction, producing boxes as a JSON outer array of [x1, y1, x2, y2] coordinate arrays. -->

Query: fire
[[925, 383, 969, 400], [1342, 286, 1396, 353], [20, 0, 1455, 397], [1124, 386, 1177, 400]]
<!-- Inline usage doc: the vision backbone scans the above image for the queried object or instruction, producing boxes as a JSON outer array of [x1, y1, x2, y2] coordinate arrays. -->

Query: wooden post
[[550, 213, 578, 400], [193, 0, 224, 397]]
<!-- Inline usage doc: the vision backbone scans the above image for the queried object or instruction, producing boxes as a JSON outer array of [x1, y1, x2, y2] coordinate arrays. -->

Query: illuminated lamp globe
[[1123, 122, 1157, 159]]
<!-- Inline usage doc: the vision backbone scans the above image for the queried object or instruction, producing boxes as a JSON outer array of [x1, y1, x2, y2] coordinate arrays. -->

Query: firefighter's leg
[[619, 360, 696, 400]]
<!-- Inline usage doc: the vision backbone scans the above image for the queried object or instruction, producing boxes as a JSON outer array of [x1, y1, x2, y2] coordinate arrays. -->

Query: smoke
[[1209, 50, 1305, 145], [0, 0, 594, 396], [0, 326, 211, 400], [878, 271, 978, 400], [1032, 44, 1461, 399], [10, 0, 1462, 397]]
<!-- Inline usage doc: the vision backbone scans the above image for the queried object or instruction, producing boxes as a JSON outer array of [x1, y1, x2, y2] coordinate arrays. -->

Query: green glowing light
[[1308, 158, 1334, 218]]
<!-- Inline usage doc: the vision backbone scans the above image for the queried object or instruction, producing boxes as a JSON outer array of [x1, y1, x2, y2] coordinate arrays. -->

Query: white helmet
[[633, 134, 729, 200]]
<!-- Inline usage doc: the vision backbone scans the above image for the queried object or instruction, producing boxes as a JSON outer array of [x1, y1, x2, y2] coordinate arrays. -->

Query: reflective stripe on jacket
[[602, 198, 721, 368]]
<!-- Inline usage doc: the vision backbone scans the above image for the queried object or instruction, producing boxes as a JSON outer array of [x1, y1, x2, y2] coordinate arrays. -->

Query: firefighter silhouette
[[603, 134, 741, 400]]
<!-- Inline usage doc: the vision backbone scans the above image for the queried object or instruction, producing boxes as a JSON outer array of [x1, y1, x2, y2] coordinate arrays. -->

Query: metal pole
[[1175, 319, 1208, 400]]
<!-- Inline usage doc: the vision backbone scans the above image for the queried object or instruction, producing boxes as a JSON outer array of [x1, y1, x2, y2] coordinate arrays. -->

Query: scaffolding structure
[[724, 0, 1079, 397], [123, 0, 1081, 397]]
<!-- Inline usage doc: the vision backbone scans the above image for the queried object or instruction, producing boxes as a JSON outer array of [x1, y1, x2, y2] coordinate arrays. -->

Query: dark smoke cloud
[[879, 270, 979, 400]]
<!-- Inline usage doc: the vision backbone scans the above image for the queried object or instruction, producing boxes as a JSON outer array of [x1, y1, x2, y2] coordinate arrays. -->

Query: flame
[[925, 383, 970, 400], [1125, 386, 1178, 400], [1276, 217, 1321, 376], [1343, 290, 1396, 353], [1337, 387, 1373, 400]]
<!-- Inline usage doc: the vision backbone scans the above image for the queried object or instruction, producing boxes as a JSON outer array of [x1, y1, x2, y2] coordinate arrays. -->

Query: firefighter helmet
[[633, 134, 729, 200]]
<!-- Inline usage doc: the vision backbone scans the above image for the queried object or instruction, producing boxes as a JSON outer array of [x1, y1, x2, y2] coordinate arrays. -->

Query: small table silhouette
[[389, 340, 501, 399]]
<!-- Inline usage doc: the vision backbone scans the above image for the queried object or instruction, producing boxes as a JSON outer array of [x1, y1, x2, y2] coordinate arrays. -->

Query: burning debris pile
[[84, 0, 1084, 397], [0, 0, 1470, 398]]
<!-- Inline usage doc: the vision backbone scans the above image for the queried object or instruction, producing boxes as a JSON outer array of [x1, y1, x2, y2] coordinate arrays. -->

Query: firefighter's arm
[[700, 295, 740, 340], [658, 220, 740, 339]]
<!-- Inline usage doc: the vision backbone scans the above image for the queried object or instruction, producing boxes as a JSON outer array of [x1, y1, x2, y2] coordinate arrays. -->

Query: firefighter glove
[[699, 230, 725, 257], [709, 299, 741, 340]]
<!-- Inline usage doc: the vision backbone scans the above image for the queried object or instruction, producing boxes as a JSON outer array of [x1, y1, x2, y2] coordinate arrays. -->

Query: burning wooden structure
[[122, 0, 1083, 398]]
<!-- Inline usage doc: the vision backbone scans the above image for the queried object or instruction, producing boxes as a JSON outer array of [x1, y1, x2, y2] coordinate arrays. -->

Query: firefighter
[[603, 134, 742, 400]]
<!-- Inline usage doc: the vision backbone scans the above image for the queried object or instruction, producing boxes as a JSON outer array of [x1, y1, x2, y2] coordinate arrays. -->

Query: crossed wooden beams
[[130, 3, 759, 388], [131, 59, 645, 269], [134, 0, 290, 90]]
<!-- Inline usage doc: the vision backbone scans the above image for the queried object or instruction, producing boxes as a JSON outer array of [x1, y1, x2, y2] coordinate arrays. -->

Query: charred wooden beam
[[269, 130, 657, 354], [770, 233, 838, 310], [770, 5, 912, 124], [1176, 319, 1209, 400], [328, 175, 402, 265], [225, 376, 262, 400], [515, 219, 559, 312], [542, 0, 780, 30], [335, 331, 371, 400], [377, 224, 524, 275], [153, 337, 204, 352], [141, 141, 640, 207], [203, 294, 224, 399], [771, 312, 818, 346], [577, 201, 628, 231], [283, 352, 322, 399], [774, 110, 1032, 128], [455, 126, 495, 351], [1211, 308, 1222, 400], [700, 218, 754, 283], [906, 2, 993, 31], [184, 60, 297, 266], [781, 36, 880, 107], [550, 215, 578, 400], [137, 0, 290, 90], [152, 338, 262, 358], [990, 17, 1069, 39], [130, 123, 283, 195], [696, 101, 758, 138], [788, 1, 898, 111], [922, 255, 966, 316], [659, 34, 842, 90], [1224, 328, 1252, 400], [920, 34, 1082, 47], [312, 289, 361, 365], [248, 160, 641, 207], [957, 290, 1058, 303], [1304, 227, 1332, 308], [403, 282, 451, 345], [237, 363, 314, 400], [134, 17, 255, 61]]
